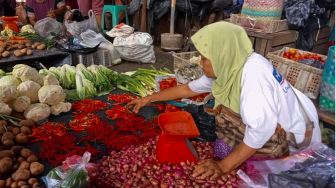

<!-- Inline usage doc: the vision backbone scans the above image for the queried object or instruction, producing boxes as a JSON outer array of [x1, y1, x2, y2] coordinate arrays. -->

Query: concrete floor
[[109, 47, 174, 73]]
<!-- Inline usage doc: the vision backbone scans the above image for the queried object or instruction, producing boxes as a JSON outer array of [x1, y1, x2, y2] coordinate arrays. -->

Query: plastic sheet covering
[[237, 143, 335, 188]]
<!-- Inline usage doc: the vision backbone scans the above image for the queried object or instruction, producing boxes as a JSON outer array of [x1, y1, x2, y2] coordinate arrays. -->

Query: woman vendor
[[26, 0, 67, 25], [128, 22, 322, 180]]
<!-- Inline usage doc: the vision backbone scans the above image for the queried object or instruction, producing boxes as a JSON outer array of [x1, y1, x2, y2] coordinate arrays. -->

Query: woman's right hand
[[127, 96, 152, 113]]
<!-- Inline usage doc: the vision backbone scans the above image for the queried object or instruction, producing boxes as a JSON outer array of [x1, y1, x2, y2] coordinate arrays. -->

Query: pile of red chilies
[[32, 97, 166, 166]]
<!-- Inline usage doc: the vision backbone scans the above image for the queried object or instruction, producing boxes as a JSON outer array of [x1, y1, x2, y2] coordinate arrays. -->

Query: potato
[[27, 178, 37, 185], [20, 127, 31, 135], [26, 49, 32, 56], [2, 139, 14, 147], [6, 178, 13, 187], [10, 181, 18, 188], [20, 48, 27, 54], [1, 51, 10, 58], [17, 181, 26, 187], [29, 162, 44, 176], [0, 180, 5, 188], [6, 46, 13, 51], [19, 120, 34, 128], [17, 157, 24, 163], [0, 150, 14, 158], [12, 169, 30, 181], [18, 161, 30, 170], [20, 149, 32, 158], [17, 44, 25, 49], [12, 127, 20, 135], [18, 41, 25, 45], [6, 126, 13, 132], [10, 146, 24, 155], [2, 132, 14, 140], [0, 47, 4, 53], [32, 182, 40, 188], [20, 185, 29, 188], [0, 157, 13, 174], [13, 163, 18, 171], [25, 43, 32, 47], [27, 155, 38, 163], [15, 133, 28, 144], [14, 50, 24, 57], [36, 44, 46, 50]]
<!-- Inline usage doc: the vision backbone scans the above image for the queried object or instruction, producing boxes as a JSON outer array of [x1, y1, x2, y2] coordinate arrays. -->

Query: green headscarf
[[191, 21, 253, 114]]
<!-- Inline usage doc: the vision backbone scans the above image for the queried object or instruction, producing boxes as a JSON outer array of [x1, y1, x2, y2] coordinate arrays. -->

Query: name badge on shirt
[[273, 67, 290, 93]]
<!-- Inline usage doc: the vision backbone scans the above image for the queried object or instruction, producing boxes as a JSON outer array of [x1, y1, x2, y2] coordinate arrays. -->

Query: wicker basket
[[172, 51, 201, 71], [230, 14, 288, 33], [267, 47, 327, 99]]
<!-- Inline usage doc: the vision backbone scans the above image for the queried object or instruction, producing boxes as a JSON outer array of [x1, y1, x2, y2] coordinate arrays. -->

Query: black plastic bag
[[184, 104, 217, 142]]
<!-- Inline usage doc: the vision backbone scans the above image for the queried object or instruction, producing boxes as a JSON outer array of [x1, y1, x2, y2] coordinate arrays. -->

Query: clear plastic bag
[[65, 10, 98, 37], [34, 17, 64, 38], [237, 143, 335, 188], [44, 152, 97, 188]]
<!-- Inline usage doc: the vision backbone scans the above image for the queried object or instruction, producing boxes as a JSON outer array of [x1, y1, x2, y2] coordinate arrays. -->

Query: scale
[[156, 111, 200, 164]]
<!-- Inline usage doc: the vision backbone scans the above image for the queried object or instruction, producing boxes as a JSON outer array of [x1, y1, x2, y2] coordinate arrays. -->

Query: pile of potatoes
[[0, 41, 46, 59], [0, 120, 44, 188]]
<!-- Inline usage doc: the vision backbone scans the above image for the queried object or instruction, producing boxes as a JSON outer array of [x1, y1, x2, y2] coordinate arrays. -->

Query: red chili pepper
[[159, 78, 177, 91], [108, 93, 138, 104], [105, 105, 131, 120], [30, 122, 67, 142], [69, 113, 101, 131], [72, 99, 109, 114]]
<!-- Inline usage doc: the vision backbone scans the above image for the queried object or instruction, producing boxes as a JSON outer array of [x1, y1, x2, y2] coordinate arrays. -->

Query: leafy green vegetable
[[75, 71, 97, 99]]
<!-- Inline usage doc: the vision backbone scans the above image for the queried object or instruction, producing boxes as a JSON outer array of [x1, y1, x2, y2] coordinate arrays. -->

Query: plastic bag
[[34, 17, 64, 38], [106, 23, 135, 38], [113, 32, 156, 63], [44, 152, 97, 188], [80, 30, 121, 65], [319, 46, 335, 112], [237, 143, 335, 188], [65, 10, 98, 37]]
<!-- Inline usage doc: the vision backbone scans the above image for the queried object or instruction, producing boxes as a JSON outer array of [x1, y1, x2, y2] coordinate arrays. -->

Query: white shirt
[[188, 53, 321, 149]]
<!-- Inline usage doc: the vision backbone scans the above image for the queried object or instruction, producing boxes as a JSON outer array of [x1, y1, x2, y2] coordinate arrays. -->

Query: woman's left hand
[[192, 159, 224, 180]]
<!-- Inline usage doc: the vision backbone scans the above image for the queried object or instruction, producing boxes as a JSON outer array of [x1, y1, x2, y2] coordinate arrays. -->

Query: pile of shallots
[[95, 137, 242, 188]]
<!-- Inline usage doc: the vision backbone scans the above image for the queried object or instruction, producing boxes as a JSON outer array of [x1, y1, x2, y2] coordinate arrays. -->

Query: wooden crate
[[230, 14, 288, 33], [312, 27, 331, 55], [245, 29, 298, 56]]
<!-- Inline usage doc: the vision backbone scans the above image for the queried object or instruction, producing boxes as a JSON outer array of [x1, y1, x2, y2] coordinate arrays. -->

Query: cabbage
[[12, 64, 40, 83], [50, 102, 72, 115], [0, 85, 18, 103], [17, 81, 41, 103], [12, 96, 31, 113], [76, 64, 95, 82], [0, 75, 21, 87], [0, 69, 5, 78], [75, 72, 97, 99], [0, 102, 12, 115], [87, 65, 114, 95], [38, 85, 66, 105], [43, 74, 59, 86], [24, 103, 50, 122]]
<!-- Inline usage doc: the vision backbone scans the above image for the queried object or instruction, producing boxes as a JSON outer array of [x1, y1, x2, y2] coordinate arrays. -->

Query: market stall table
[[0, 48, 71, 71]]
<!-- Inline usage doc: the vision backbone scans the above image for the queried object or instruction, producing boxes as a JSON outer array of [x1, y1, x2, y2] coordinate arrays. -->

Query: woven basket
[[267, 47, 327, 99], [172, 51, 201, 71], [230, 14, 288, 33]]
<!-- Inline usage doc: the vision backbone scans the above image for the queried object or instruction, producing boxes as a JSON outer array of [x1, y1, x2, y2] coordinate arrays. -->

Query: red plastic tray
[[158, 111, 200, 138]]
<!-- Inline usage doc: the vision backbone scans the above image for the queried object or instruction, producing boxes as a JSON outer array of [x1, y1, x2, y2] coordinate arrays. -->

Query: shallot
[[95, 137, 243, 187]]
